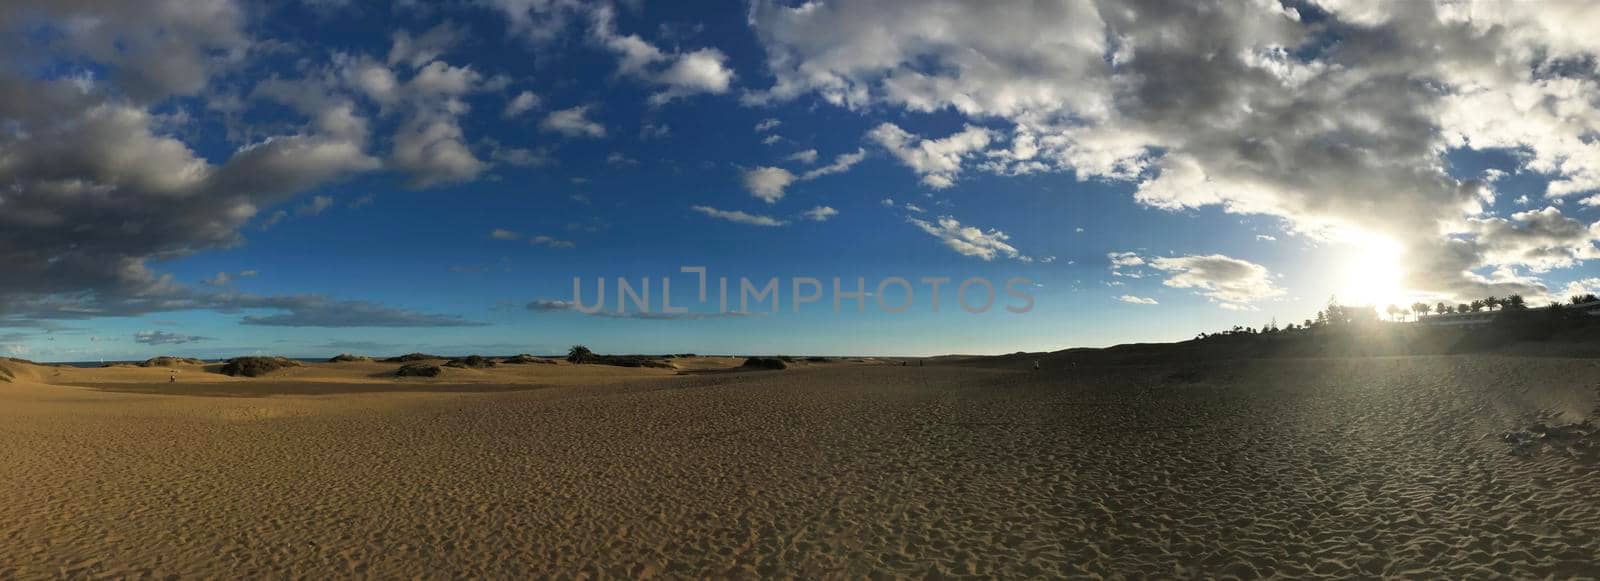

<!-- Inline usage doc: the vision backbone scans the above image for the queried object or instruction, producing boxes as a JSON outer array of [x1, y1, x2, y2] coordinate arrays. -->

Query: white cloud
[[134, 330, 211, 345], [799, 148, 867, 180], [406, 60, 482, 98], [491, 144, 554, 167], [1557, 278, 1600, 305], [867, 123, 993, 188], [261, 210, 290, 230], [692, 205, 787, 227], [741, 166, 796, 204], [802, 206, 839, 222], [1117, 295, 1159, 305], [1465, 207, 1600, 273], [1108, 252, 1144, 268], [651, 48, 735, 105], [1148, 254, 1284, 307], [755, 118, 782, 132], [531, 235, 576, 249], [761, 134, 783, 145], [746, 0, 1600, 300], [1256, 234, 1277, 241], [540, 105, 606, 138], [490, 228, 521, 241], [907, 216, 1023, 261], [296, 195, 334, 217], [387, 22, 462, 69], [587, 5, 735, 105], [787, 149, 819, 164], [504, 90, 541, 118], [391, 115, 486, 186], [606, 152, 639, 167], [640, 122, 671, 140]]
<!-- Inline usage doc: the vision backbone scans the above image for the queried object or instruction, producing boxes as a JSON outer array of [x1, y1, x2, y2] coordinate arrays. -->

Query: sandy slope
[[1, 355, 1597, 577]]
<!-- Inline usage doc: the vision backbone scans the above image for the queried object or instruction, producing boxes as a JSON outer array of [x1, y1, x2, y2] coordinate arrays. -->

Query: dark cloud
[[237, 298, 486, 328], [0, 3, 503, 329], [1, 0, 250, 102]]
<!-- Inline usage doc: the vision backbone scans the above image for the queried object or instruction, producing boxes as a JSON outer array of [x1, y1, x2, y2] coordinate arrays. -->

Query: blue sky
[[5, 1, 1600, 361]]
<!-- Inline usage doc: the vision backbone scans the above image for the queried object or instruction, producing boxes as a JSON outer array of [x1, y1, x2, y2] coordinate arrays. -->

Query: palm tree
[[1572, 294, 1599, 305], [1506, 294, 1526, 310], [1435, 301, 1450, 316], [567, 344, 595, 364], [1485, 296, 1499, 311], [1470, 300, 1485, 312], [1411, 302, 1431, 320], [1385, 304, 1402, 321]]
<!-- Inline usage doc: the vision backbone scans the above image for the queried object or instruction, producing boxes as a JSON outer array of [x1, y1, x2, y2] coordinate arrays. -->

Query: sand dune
[[2, 355, 1597, 577]]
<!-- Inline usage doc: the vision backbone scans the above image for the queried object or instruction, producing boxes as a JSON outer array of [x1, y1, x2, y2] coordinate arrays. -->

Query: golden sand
[[2, 355, 1597, 577]]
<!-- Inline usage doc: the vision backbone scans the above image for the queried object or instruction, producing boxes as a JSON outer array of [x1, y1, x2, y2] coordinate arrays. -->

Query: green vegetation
[[220, 356, 303, 377], [567, 345, 595, 364]]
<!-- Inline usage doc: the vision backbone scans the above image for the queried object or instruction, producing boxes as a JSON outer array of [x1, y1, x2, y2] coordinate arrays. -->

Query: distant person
[[1032, 360, 1040, 372], [169, 370, 176, 383]]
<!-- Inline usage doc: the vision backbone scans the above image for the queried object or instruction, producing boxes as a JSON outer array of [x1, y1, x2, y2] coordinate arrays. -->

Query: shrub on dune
[[139, 356, 205, 367], [384, 353, 440, 362], [395, 363, 443, 377], [444, 355, 497, 369], [329, 353, 373, 363], [220, 356, 303, 377], [567, 345, 595, 364], [742, 357, 788, 370], [595, 355, 673, 368], [502, 354, 557, 365]]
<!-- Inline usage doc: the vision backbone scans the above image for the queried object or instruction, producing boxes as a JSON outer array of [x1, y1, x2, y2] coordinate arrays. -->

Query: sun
[[1336, 234, 1410, 310]]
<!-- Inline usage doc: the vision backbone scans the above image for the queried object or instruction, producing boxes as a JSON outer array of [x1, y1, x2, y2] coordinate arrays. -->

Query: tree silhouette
[[1506, 294, 1526, 310], [567, 344, 595, 364], [1411, 302, 1431, 320], [1385, 304, 1402, 321], [1435, 301, 1450, 316], [1456, 303, 1470, 314], [1485, 296, 1499, 311], [1572, 294, 1599, 305], [1470, 300, 1485, 312]]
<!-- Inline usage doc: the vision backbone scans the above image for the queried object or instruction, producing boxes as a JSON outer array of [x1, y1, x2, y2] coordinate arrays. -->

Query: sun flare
[[1337, 235, 1411, 312]]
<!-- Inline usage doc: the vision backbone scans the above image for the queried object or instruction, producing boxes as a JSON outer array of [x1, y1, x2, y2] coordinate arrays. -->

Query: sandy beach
[[2, 355, 1597, 577]]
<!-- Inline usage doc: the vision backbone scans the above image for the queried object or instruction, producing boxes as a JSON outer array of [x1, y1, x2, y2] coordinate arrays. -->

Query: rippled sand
[[2, 355, 1597, 577]]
